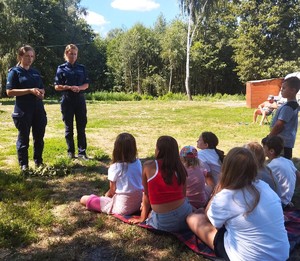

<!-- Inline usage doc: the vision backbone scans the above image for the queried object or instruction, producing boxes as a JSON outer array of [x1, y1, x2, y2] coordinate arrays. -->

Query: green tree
[[179, 0, 223, 100], [119, 24, 160, 93], [0, 0, 99, 96], [190, 2, 241, 94], [160, 19, 186, 92], [106, 29, 126, 91], [232, 0, 300, 82]]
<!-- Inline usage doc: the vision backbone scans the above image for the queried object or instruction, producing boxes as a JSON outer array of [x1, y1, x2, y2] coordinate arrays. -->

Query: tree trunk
[[169, 66, 173, 92], [185, 5, 193, 101], [137, 57, 141, 94]]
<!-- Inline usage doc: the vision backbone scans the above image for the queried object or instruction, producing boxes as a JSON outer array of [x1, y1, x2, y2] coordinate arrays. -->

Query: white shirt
[[267, 156, 297, 205], [108, 159, 143, 193], [198, 149, 221, 184], [207, 181, 289, 261]]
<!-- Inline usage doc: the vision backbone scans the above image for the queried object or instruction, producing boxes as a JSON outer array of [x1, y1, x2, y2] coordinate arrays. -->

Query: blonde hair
[[64, 44, 78, 60], [244, 142, 265, 168], [17, 45, 35, 64], [219, 147, 260, 214], [180, 157, 200, 168]]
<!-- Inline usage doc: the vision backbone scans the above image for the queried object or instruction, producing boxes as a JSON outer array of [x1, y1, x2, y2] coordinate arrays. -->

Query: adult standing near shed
[[6, 45, 47, 171], [54, 44, 89, 160]]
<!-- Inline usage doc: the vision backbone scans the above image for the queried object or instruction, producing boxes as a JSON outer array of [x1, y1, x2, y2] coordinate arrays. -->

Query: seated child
[[262, 136, 299, 207], [179, 146, 213, 209], [244, 142, 280, 197], [129, 136, 192, 232], [197, 131, 224, 188], [186, 147, 289, 261], [80, 133, 143, 215]]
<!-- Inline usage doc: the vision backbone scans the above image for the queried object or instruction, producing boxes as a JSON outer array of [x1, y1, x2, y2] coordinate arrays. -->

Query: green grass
[[0, 98, 299, 260]]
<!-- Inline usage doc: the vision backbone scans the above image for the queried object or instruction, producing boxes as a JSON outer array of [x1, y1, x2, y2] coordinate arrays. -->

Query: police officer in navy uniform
[[54, 44, 89, 159], [6, 45, 47, 171]]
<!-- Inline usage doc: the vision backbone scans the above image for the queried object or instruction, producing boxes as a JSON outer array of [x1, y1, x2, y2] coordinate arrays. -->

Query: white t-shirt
[[267, 156, 297, 205], [108, 159, 143, 193], [207, 180, 289, 261], [198, 149, 221, 184]]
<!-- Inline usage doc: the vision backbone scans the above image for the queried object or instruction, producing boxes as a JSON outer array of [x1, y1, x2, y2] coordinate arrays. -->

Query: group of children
[[80, 130, 299, 260], [79, 76, 300, 260]]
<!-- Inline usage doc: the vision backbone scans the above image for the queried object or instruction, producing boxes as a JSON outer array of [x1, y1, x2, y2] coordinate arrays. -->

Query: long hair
[[201, 131, 225, 163], [16, 45, 35, 65], [219, 147, 260, 214], [156, 136, 187, 185], [64, 44, 78, 60], [112, 133, 137, 164]]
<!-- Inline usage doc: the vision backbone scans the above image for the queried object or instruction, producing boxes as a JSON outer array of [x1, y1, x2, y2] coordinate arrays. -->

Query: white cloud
[[82, 10, 109, 26], [111, 0, 160, 12]]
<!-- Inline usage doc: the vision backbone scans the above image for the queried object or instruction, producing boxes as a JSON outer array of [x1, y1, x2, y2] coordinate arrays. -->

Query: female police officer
[[54, 44, 89, 160], [6, 45, 47, 171]]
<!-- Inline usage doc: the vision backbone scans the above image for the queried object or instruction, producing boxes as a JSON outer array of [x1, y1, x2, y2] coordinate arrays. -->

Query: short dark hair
[[283, 76, 300, 92], [263, 136, 284, 156]]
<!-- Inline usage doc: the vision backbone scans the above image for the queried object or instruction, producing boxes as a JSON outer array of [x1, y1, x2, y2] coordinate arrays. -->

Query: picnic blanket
[[113, 208, 300, 260]]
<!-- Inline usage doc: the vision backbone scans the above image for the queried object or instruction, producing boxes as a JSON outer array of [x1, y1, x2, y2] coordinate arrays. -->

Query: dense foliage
[[0, 0, 299, 98]]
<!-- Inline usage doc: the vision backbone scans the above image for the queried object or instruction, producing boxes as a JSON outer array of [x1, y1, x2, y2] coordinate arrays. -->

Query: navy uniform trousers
[[61, 92, 87, 156], [12, 100, 47, 166]]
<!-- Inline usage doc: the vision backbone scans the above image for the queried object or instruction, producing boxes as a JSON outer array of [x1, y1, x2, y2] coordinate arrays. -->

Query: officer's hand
[[31, 88, 44, 99], [70, 86, 80, 93], [38, 88, 45, 99]]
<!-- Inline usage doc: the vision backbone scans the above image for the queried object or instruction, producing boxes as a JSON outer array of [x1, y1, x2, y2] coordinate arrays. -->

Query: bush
[[158, 92, 188, 101], [84, 91, 245, 102]]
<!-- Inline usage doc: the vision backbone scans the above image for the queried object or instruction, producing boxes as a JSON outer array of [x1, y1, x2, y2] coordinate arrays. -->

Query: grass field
[[0, 99, 299, 260]]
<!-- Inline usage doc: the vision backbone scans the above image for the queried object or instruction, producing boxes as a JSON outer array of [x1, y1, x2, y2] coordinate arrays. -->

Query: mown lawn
[[0, 99, 299, 260]]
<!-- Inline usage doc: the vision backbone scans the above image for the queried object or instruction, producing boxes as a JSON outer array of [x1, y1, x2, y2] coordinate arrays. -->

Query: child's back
[[180, 146, 209, 209], [80, 133, 143, 215], [197, 132, 224, 186], [263, 136, 298, 207], [257, 166, 281, 197], [197, 149, 221, 185], [108, 160, 143, 194], [267, 156, 296, 206], [185, 165, 208, 209]]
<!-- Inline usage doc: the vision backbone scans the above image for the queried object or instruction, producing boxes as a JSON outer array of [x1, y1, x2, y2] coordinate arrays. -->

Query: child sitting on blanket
[[186, 147, 289, 261], [129, 135, 193, 232], [80, 133, 143, 215], [244, 142, 280, 197], [197, 131, 224, 188], [179, 145, 213, 209], [262, 136, 299, 208]]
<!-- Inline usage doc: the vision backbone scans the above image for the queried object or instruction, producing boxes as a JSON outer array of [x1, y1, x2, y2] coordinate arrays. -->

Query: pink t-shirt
[[186, 165, 208, 209]]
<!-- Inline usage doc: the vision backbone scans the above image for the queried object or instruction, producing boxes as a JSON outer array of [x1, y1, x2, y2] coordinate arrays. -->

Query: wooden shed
[[246, 78, 283, 108]]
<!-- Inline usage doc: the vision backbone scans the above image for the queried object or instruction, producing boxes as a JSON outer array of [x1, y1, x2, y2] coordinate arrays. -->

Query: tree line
[[0, 0, 299, 98]]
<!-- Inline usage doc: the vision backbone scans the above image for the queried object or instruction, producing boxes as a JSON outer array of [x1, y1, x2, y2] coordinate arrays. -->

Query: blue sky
[[80, 0, 182, 37]]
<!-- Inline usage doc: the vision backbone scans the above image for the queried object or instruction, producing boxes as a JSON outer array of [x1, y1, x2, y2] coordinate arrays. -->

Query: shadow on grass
[[3, 216, 197, 261], [2, 157, 299, 261]]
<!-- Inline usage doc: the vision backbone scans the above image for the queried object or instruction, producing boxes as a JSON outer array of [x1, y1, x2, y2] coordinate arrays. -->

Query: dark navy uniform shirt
[[6, 66, 44, 104], [54, 62, 89, 95]]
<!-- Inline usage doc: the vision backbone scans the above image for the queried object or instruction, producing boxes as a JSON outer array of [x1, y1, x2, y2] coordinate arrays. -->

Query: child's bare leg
[[186, 212, 217, 250], [80, 195, 90, 206]]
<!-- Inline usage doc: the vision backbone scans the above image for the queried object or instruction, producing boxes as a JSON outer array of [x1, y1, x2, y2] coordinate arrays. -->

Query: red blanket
[[113, 208, 300, 259]]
